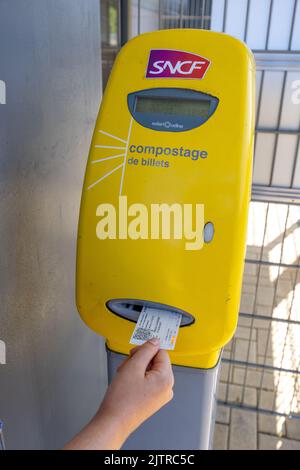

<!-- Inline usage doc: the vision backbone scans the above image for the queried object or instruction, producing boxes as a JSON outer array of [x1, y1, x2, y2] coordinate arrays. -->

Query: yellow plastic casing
[[76, 29, 255, 369]]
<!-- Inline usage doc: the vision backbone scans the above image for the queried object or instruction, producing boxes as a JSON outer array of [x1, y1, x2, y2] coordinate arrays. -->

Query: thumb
[[129, 338, 160, 373]]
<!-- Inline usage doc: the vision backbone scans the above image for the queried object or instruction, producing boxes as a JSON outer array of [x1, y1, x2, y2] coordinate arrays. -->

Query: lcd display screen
[[135, 96, 211, 117]]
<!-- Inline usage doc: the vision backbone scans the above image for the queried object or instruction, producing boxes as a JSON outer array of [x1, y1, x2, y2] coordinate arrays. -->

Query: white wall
[[0, 0, 107, 449]]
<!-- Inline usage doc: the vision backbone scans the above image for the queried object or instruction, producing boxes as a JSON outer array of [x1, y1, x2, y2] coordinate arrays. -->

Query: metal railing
[[220, 194, 300, 420]]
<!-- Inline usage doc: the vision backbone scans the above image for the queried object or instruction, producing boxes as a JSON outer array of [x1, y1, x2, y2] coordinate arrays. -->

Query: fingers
[[116, 357, 128, 372], [128, 338, 160, 373], [116, 346, 139, 372], [151, 349, 171, 372], [129, 346, 139, 357], [149, 349, 174, 387], [117, 343, 152, 372]]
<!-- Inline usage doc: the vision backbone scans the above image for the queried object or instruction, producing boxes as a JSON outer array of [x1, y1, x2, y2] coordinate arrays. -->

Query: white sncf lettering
[[149, 60, 206, 75], [149, 60, 165, 74]]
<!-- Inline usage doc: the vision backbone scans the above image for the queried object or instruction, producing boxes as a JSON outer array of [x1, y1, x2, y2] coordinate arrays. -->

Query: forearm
[[63, 410, 127, 450], [63, 340, 174, 450]]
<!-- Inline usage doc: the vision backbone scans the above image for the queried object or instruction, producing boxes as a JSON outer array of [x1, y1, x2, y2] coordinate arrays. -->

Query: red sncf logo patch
[[146, 49, 210, 79]]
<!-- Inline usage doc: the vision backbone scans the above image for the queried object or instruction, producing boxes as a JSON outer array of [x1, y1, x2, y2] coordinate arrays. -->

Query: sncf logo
[[146, 49, 210, 79]]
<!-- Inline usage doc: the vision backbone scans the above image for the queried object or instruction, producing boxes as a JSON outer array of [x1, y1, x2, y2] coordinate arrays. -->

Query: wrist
[[93, 406, 130, 449]]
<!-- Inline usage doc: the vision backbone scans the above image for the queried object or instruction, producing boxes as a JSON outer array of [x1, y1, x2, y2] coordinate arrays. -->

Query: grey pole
[[107, 348, 221, 450], [120, 0, 129, 46]]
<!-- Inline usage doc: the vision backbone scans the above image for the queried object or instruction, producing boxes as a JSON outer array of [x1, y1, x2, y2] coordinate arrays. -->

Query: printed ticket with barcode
[[130, 306, 182, 350]]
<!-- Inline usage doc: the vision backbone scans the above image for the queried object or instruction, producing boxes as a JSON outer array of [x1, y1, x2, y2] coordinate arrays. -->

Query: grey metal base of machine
[[107, 348, 221, 450]]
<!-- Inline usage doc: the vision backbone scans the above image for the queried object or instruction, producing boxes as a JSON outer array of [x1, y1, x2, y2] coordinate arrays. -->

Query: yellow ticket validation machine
[[77, 29, 255, 449]]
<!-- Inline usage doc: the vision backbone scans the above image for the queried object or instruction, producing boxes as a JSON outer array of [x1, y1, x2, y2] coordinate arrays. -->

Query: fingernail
[[149, 337, 160, 346]]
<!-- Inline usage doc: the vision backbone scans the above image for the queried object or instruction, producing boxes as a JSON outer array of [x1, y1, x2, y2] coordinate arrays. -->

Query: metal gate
[[101, 0, 300, 449]]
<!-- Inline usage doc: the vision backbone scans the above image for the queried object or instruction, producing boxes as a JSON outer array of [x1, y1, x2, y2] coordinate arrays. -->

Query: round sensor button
[[204, 222, 214, 243]]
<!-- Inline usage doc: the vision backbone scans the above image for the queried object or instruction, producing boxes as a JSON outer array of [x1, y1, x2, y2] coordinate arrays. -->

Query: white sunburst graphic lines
[[88, 118, 133, 195], [91, 153, 125, 164], [87, 163, 124, 190], [98, 129, 127, 144], [119, 117, 133, 196]]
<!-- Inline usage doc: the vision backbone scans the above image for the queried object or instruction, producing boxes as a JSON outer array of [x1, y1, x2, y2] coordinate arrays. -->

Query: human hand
[[63, 338, 174, 450], [97, 338, 174, 445]]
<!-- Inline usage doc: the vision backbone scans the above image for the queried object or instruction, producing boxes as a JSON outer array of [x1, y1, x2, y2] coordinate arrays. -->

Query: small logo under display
[[146, 49, 210, 79], [151, 121, 184, 129]]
